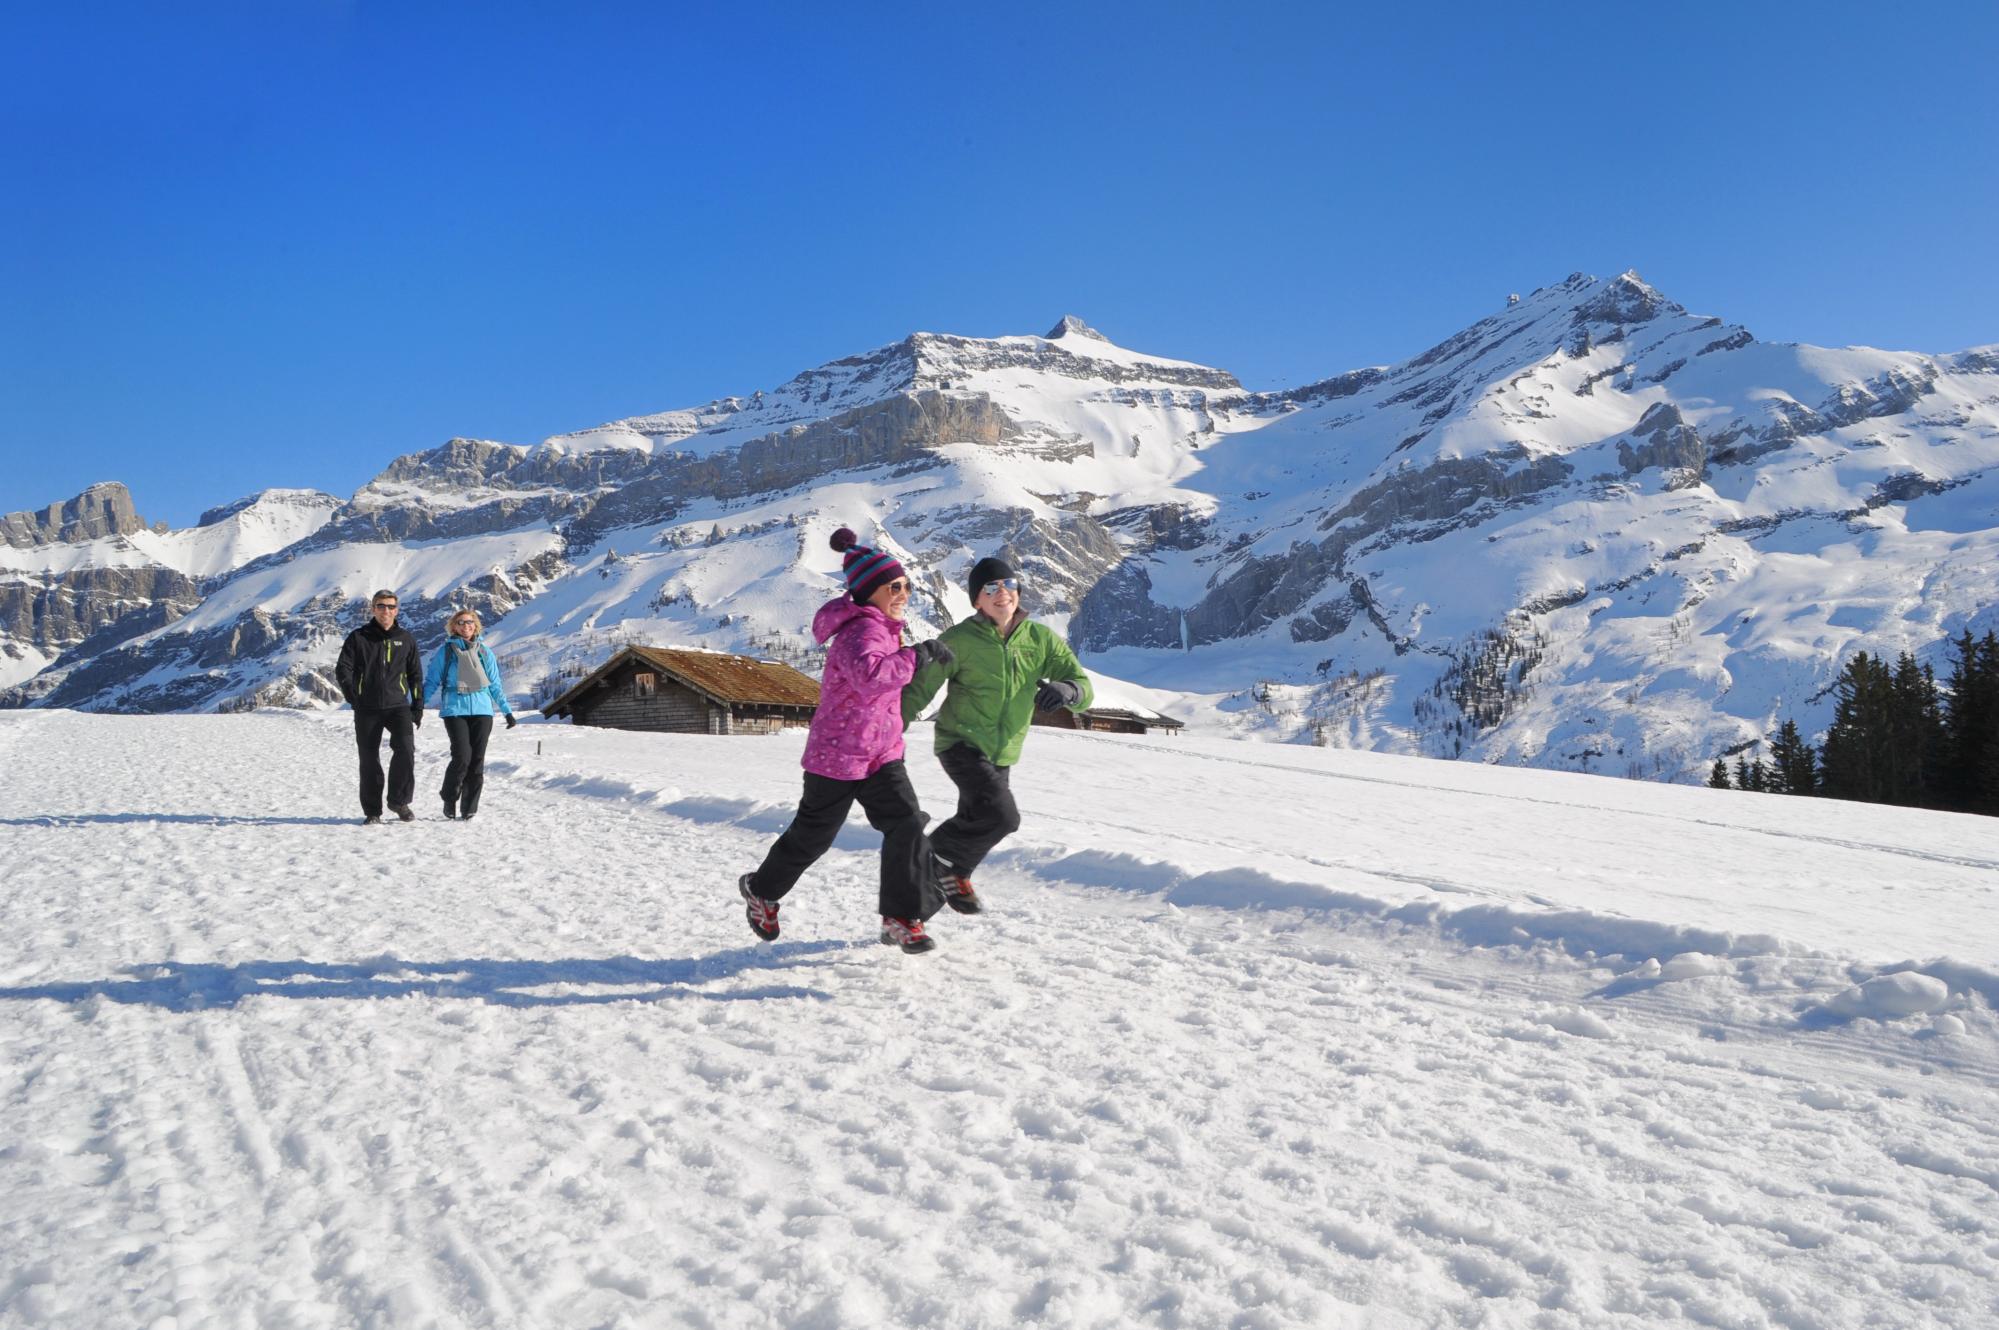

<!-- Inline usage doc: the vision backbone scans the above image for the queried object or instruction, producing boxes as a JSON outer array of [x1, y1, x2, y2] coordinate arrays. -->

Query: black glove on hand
[[504, 713, 518, 730], [410, 707, 424, 729], [911, 639, 955, 670], [1034, 678, 1080, 711]]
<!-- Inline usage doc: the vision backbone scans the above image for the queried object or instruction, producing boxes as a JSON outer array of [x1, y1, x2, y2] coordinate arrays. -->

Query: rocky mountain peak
[[1569, 269, 1684, 328], [1046, 314, 1108, 342], [1, 481, 149, 549]]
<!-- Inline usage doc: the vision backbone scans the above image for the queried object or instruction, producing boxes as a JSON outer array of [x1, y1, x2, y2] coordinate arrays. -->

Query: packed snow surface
[[2, 711, 1996, 1328]]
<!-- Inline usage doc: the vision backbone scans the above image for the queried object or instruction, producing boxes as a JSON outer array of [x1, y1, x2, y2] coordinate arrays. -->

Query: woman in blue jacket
[[422, 608, 517, 820]]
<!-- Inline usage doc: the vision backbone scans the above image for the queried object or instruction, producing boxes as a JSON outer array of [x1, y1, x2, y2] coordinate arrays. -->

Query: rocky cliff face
[[0, 565, 202, 662], [1, 482, 152, 548]]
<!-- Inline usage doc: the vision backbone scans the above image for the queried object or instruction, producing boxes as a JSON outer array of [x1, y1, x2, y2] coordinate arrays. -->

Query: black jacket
[[336, 620, 424, 712]]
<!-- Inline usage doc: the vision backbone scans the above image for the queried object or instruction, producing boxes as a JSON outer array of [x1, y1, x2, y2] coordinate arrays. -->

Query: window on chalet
[[633, 672, 657, 698]]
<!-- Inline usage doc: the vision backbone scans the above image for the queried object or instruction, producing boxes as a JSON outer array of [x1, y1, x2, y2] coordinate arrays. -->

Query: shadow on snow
[[0, 945, 848, 1011]]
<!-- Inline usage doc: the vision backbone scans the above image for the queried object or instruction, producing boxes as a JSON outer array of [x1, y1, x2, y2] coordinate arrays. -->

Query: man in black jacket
[[334, 589, 425, 823]]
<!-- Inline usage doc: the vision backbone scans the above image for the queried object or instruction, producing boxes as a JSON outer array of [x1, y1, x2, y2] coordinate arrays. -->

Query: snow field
[[1, 711, 1996, 1328]]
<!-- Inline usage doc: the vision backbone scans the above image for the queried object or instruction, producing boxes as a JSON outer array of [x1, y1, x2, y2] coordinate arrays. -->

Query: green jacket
[[901, 612, 1094, 767]]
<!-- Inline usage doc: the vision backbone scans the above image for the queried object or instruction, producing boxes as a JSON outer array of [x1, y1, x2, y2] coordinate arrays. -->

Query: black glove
[[911, 639, 955, 670], [504, 713, 518, 730], [1034, 678, 1080, 711], [410, 707, 423, 729]]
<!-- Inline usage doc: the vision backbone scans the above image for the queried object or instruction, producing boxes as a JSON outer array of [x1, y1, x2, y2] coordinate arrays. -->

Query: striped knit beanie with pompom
[[829, 527, 908, 605]]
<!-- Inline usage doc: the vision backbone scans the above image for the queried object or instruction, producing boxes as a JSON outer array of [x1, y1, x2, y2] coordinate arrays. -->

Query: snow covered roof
[[1080, 705, 1184, 730]]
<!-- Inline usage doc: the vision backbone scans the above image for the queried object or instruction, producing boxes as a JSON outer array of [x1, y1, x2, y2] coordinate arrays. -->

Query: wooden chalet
[[541, 646, 819, 735], [1032, 704, 1185, 737]]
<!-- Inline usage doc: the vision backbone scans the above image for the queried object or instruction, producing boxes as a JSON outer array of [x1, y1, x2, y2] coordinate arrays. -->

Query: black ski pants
[[930, 743, 1021, 878], [441, 715, 493, 814], [751, 760, 943, 920], [353, 707, 416, 816]]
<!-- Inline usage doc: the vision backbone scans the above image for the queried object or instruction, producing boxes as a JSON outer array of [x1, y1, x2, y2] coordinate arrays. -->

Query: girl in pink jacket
[[739, 528, 955, 953]]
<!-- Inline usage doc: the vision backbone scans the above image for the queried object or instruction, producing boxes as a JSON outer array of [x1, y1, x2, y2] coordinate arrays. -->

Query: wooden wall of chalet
[[571, 665, 813, 736], [1033, 708, 1162, 736], [574, 671, 714, 732]]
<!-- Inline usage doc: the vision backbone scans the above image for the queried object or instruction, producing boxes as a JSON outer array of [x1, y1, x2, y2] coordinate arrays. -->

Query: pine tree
[[1733, 754, 1752, 792], [1747, 756, 1772, 793], [1880, 652, 1945, 806], [1982, 702, 1999, 816], [1820, 652, 1893, 802], [1943, 631, 1999, 814], [1708, 757, 1732, 790], [1767, 719, 1817, 795]]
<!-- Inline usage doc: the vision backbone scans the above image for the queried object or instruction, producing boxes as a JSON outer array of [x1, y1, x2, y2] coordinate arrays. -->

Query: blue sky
[[4, 1, 1995, 527]]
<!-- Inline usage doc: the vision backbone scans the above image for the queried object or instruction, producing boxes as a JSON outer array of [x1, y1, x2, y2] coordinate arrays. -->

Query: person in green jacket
[[900, 554, 1093, 912]]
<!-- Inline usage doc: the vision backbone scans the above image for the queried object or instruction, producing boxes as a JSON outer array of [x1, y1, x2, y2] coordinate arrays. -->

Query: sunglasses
[[372, 601, 399, 610], [979, 578, 1019, 597], [880, 579, 911, 594]]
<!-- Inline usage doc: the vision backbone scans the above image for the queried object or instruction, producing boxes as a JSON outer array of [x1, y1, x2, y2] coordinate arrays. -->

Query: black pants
[[353, 707, 415, 816], [751, 761, 943, 920], [441, 715, 494, 814], [930, 743, 1021, 877]]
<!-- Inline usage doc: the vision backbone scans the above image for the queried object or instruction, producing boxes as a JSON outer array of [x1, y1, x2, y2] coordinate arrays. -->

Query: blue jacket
[[423, 639, 513, 718]]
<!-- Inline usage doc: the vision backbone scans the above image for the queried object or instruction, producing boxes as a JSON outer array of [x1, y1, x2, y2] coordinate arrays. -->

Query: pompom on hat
[[830, 527, 909, 605]]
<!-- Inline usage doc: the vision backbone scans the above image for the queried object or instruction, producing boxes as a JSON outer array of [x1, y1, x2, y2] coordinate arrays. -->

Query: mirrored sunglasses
[[980, 578, 1019, 597]]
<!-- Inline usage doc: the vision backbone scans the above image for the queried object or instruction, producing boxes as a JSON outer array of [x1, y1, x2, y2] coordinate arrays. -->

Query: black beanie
[[967, 555, 1016, 601]]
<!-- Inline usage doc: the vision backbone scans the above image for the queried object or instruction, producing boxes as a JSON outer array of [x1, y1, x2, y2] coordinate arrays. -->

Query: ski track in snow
[[1, 711, 1996, 1329]]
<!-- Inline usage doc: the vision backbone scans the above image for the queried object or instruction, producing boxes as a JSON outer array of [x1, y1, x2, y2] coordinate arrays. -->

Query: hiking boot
[[363, 815, 383, 825], [739, 874, 780, 941], [879, 916, 937, 954], [389, 804, 415, 822], [442, 799, 457, 820]]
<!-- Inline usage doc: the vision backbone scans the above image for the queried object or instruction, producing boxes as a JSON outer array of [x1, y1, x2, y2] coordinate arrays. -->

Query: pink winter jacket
[[801, 596, 917, 780]]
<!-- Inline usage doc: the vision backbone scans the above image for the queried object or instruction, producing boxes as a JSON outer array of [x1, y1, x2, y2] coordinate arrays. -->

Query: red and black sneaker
[[739, 874, 780, 941], [941, 875, 983, 914], [879, 916, 937, 954], [930, 852, 983, 914]]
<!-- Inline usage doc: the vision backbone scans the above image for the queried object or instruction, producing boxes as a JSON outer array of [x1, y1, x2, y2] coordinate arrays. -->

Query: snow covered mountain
[[0, 486, 340, 695], [6, 277, 1996, 784]]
